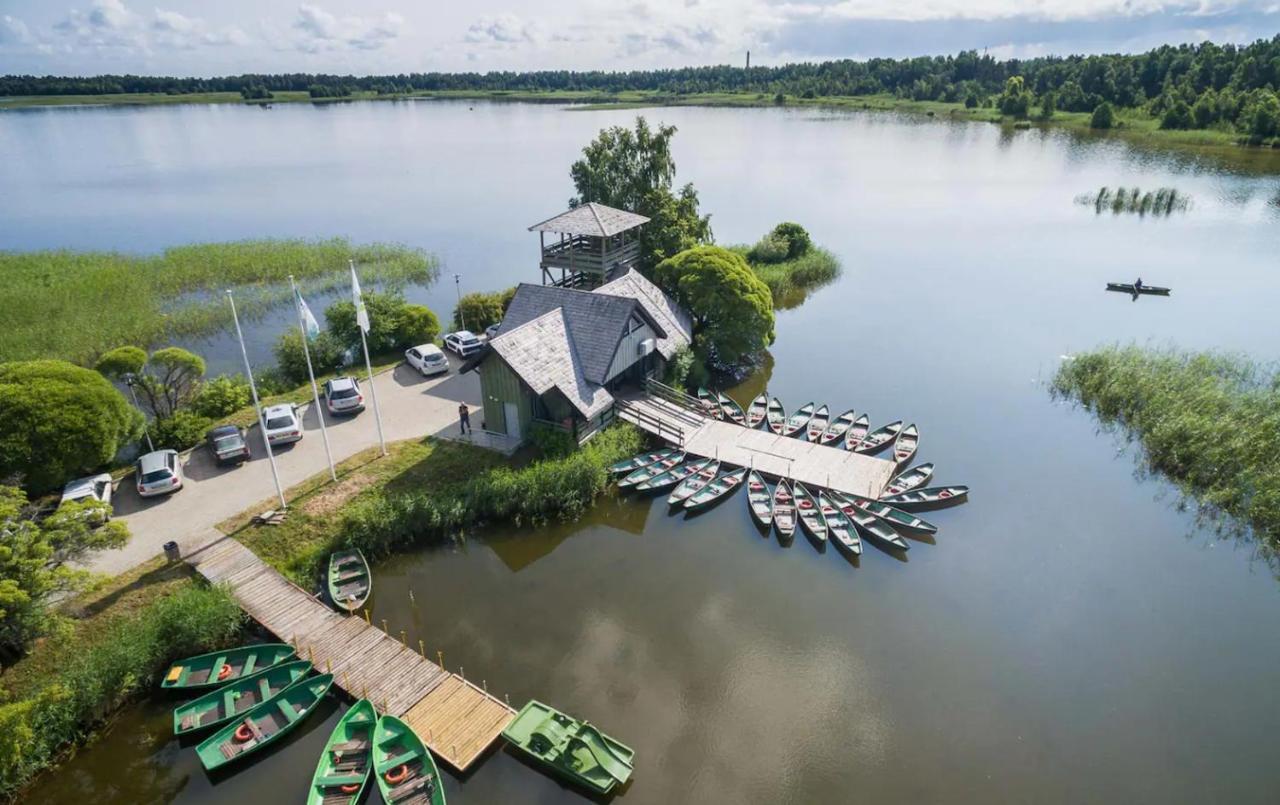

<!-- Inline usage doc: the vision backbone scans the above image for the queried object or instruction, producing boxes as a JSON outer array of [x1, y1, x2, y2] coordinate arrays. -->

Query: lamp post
[[125, 375, 155, 452], [454, 273, 467, 331]]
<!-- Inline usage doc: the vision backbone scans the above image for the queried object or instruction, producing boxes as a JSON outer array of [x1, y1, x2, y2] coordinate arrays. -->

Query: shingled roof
[[489, 309, 614, 418], [596, 271, 693, 360], [527, 203, 651, 238]]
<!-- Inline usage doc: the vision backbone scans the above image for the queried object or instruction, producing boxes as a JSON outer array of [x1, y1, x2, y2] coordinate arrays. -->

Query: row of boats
[[609, 447, 969, 556], [696, 388, 920, 464]]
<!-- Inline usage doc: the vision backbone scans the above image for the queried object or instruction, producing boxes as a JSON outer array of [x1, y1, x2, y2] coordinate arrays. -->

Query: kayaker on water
[[1134, 277, 1143, 290]]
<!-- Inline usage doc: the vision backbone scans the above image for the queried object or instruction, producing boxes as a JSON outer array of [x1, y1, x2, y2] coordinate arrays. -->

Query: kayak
[[766, 398, 786, 434], [173, 660, 312, 736], [819, 492, 861, 556], [306, 699, 377, 805], [196, 674, 334, 772], [684, 467, 747, 511], [782, 403, 815, 438], [637, 459, 704, 492], [161, 643, 297, 691], [501, 700, 634, 795], [696, 388, 722, 420], [374, 714, 447, 805], [717, 392, 746, 426], [882, 463, 935, 498], [847, 495, 938, 536], [851, 420, 903, 454], [774, 479, 797, 539], [794, 482, 827, 543], [831, 493, 909, 550], [805, 405, 831, 443], [328, 549, 371, 613], [1107, 283, 1171, 295], [746, 471, 773, 527], [667, 458, 720, 505], [820, 409, 858, 445], [891, 424, 919, 466], [618, 452, 685, 488], [842, 414, 871, 451], [879, 485, 970, 510], [608, 448, 676, 475], [746, 394, 769, 429]]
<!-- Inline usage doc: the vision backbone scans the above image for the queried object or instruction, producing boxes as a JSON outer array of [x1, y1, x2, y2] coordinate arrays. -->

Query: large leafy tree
[[0, 361, 143, 492], [95, 345, 206, 421], [452, 287, 516, 331], [327, 291, 440, 353], [652, 246, 775, 368]]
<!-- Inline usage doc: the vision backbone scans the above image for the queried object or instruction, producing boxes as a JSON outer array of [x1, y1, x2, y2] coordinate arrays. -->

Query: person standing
[[458, 402, 472, 435]]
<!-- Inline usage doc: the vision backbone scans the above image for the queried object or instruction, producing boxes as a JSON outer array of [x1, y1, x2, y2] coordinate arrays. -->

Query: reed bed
[[1074, 186, 1190, 216]]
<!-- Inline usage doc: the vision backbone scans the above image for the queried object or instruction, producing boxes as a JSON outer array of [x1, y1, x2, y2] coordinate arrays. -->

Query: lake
[[6, 99, 1280, 804]]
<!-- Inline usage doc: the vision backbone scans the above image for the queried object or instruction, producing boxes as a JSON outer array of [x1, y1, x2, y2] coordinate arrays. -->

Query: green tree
[[0, 361, 143, 492], [998, 76, 1032, 118], [1037, 90, 1056, 120], [327, 291, 440, 354], [767, 222, 812, 259], [652, 246, 775, 368], [150, 410, 212, 451], [1090, 101, 1115, 129], [452, 288, 516, 331], [190, 375, 252, 419], [96, 346, 205, 421], [1241, 91, 1280, 139], [1161, 99, 1193, 129], [396, 304, 441, 346], [273, 330, 347, 385]]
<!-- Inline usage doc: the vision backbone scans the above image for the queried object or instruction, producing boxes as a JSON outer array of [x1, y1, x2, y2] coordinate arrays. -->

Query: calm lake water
[[7, 99, 1280, 804]]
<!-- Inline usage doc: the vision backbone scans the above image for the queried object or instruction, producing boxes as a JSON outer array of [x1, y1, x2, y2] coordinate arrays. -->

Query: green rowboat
[[635, 459, 702, 492], [502, 700, 635, 795], [832, 493, 909, 550], [849, 495, 939, 536], [892, 423, 919, 466], [882, 463, 935, 497], [373, 714, 446, 805], [696, 388, 721, 420], [794, 482, 827, 543], [618, 452, 684, 488], [717, 392, 746, 425], [162, 643, 296, 691], [852, 420, 903, 454], [195, 673, 334, 772], [328, 549, 371, 613], [667, 458, 719, 505], [746, 394, 769, 429], [782, 402, 814, 438], [746, 471, 773, 526], [766, 398, 786, 434], [608, 448, 676, 475], [774, 479, 797, 539], [841, 414, 870, 451], [684, 467, 746, 511], [879, 485, 970, 510], [805, 405, 830, 442], [307, 699, 377, 805], [820, 409, 858, 445], [173, 660, 312, 736], [819, 492, 862, 556]]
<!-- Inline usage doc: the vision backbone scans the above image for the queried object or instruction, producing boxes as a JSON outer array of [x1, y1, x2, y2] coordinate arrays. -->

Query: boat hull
[[162, 643, 297, 691]]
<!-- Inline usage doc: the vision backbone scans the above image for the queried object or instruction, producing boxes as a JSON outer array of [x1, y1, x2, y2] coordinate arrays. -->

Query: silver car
[[405, 343, 449, 376], [61, 473, 114, 523], [262, 403, 303, 445], [135, 450, 183, 497], [324, 376, 365, 415]]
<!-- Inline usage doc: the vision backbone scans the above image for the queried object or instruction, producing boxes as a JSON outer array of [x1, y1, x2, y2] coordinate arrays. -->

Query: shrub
[[327, 291, 441, 355], [746, 234, 791, 265], [274, 330, 347, 385], [769, 222, 812, 259], [652, 246, 775, 368], [190, 374, 252, 419], [1090, 102, 1115, 129], [396, 304, 441, 346], [150, 410, 212, 451], [1161, 99, 1193, 130], [452, 288, 515, 331]]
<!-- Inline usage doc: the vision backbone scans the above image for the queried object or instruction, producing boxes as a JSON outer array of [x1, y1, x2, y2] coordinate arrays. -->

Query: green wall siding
[[478, 356, 534, 439]]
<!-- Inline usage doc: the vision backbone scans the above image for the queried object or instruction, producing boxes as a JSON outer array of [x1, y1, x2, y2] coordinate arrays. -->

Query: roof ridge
[[587, 202, 606, 235]]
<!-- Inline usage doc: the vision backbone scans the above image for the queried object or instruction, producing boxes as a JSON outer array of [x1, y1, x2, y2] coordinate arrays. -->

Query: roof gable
[[595, 270, 693, 360], [489, 309, 614, 418], [528, 203, 650, 238]]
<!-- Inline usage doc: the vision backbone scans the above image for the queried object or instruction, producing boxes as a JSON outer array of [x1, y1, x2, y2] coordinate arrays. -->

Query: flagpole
[[227, 290, 286, 509], [350, 260, 387, 456], [290, 275, 337, 482]]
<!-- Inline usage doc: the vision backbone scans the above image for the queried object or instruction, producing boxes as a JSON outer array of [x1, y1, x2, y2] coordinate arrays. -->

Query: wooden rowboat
[[696, 388, 722, 420], [196, 674, 334, 772], [608, 448, 676, 475], [306, 699, 377, 805], [717, 392, 746, 425], [847, 495, 938, 536], [892, 424, 919, 466], [746, 394, 769, 429], [832, 492, 909, 550], [879, 485, 969, 510], [637, 459, 703, 492], [328, 549, 371, 613], [374, 714, 447, 805], [667, 459, 720, 505], [162, 643, 296, 691], [501, 700, 634, 796], [766, 398, 786, 434], [852, 420, 903, 454], [173, 660, 312, 736], [794, 482, 827, 542], [782, 403, 815, 438], [685, 467, 747, 511], [819, 492, 861, 556], [746, 471, 772, 526], [773, 479, 797, 539], [881, 463, 934, 498], [805, 405, 831, 442], [842, 414, 870, 451], [820, 409, 858, 445], [618, 453, 685, 488]]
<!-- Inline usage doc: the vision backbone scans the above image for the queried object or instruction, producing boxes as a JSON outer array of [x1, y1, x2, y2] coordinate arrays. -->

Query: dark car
[[206, 424, 251, 464]]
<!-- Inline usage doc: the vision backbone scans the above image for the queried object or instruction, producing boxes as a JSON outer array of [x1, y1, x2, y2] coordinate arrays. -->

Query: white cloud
[[464, 14, 543, 45], [151, 8, 248, 50], [0, 14, 34, 46], [292, 3, 404, 52]]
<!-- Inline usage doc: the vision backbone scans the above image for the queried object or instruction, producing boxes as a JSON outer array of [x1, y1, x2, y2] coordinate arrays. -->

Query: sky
[[0, 0, 1277, 76]]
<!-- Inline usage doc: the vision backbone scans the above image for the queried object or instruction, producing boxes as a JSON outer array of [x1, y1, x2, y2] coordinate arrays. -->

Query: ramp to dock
[[186, 536, 514, 771]]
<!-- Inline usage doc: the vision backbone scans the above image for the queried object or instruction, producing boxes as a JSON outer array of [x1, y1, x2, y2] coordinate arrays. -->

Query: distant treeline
[[4, 37, 1280, 136]]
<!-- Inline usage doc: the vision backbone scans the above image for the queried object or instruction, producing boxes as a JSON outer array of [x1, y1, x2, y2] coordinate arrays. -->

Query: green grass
[[1054, 346, 1280, 555], [732, 246, 842, 310], [0, 239, 436, 364]]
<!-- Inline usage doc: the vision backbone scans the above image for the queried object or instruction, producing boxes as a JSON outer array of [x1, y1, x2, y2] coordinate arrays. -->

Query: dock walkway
[[186, 536, 514, 771]]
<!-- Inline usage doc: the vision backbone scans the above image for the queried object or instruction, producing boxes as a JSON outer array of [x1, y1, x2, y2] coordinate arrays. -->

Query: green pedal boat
[[162, 642, 296, 691], [307, 699, 377, 805], [173, 660, 312, 736], [502, 700, 635, 795], [195, 673, 333, 772], [373, 714, 446, 805]]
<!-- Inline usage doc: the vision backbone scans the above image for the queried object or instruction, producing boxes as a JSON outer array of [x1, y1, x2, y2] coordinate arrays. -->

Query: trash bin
[[163, 541, 180, 562]]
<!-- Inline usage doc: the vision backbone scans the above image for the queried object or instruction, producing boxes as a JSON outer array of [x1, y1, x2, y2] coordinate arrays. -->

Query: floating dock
[[185, 536, 514, 771]]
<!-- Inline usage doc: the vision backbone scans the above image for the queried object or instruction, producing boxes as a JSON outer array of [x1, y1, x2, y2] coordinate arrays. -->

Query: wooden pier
[[617, 393, 897, 499], [186, 536, 514, 771]]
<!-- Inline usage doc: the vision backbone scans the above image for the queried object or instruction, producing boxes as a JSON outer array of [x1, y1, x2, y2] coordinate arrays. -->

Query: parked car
[[443, 330, 482, 357], [324, 376, 365, 415], [484, 322, 501, 340], [405, 343, 449, 376], [261, 403, 303, 445], [136, 449, 183, 497], [61, 473, 114, 523], [206, 424, 250, 464]]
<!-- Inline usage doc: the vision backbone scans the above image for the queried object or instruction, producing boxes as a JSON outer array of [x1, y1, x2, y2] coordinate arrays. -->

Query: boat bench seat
[[388, 774, 434, 802], [332, 738, 370, 753], [317, 773, 367, 786]]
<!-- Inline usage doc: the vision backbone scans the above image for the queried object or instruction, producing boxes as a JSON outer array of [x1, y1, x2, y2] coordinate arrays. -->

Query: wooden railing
[[540, 238, 641, 275], [644, 378, 706, 415], [614, 399, 686, 448]]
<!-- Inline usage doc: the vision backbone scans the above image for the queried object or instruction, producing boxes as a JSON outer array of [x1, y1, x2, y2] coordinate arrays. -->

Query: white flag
[[351, 264, 370, 333], [295, 287, 321, 339]]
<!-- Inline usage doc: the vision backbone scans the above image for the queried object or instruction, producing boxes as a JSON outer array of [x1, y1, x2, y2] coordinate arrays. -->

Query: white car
[[405, 343, 449, 376], [484, 322, 501, 340], [262, 403, 303, 445], [61, 473, 114, 522], [135, 450, 183, 497], [443, 330, 482, 357], [324, 376, 365, 415]]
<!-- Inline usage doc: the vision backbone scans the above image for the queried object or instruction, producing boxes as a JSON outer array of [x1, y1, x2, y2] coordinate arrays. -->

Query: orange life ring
[[799, 499, 813, 509], [234, 723, 254, 742], [339, 783, 361, 794], [939, 490, 953, 498], [384, 764, 410, 785], [218, 664, 233, 681]]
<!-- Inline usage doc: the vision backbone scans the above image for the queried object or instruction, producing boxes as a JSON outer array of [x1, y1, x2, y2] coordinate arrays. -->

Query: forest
[[4, 37, 1280, 138]]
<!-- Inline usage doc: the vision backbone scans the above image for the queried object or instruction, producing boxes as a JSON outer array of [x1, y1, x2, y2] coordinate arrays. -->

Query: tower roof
[[528, 202, 650, 238]]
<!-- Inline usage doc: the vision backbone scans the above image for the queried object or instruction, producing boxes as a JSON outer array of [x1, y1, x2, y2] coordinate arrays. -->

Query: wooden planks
[[184, 536, 514, 771]]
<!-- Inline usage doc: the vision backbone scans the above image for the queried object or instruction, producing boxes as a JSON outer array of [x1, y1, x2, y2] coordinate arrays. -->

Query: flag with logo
[[295, 287, 321, 339], [351, 264, 370, 333]]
